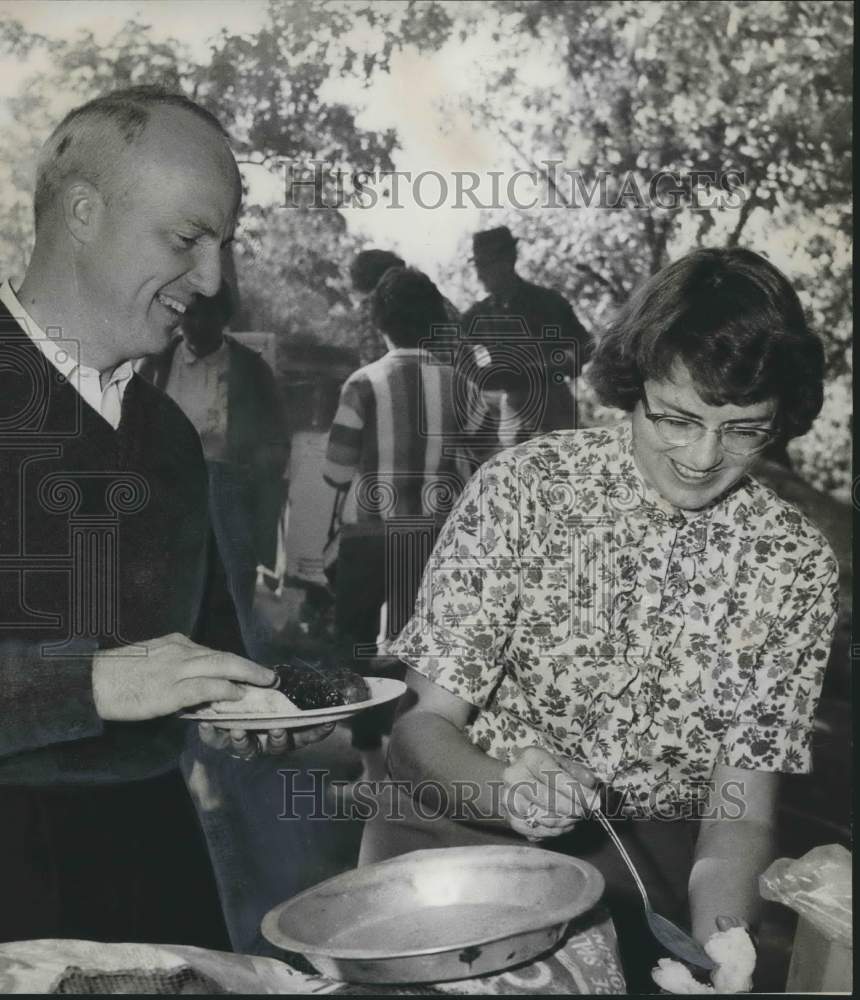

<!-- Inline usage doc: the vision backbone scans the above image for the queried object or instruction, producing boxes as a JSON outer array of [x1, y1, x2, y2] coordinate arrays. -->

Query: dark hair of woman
[[587, 247, 825, 440], [372, 266, 447, 349], [350, 249, 406, 294]]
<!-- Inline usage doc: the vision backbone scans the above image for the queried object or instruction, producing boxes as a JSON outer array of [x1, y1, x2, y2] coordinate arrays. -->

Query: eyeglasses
[[640, 387, 777, 456]]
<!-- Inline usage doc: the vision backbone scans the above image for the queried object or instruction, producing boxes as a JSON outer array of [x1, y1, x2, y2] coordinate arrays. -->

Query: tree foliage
[[381, 1, 852, 363], [360, 0, 853, 496], [0, 0, 851, 495]]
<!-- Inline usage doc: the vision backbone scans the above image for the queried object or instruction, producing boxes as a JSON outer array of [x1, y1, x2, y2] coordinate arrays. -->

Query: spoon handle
[[592, 807, 651, 912]]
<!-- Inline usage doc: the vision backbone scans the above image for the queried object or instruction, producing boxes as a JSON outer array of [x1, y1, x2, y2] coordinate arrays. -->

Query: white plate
[[180, 676, 406, 730]]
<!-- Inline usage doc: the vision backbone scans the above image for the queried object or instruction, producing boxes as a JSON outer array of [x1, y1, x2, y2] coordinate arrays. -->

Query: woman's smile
[[667, 456, 721, 484]]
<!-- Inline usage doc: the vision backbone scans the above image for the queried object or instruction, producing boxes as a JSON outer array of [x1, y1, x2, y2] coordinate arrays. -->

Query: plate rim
[[180, 676, 406, 724], [260, 845, 605, 961]]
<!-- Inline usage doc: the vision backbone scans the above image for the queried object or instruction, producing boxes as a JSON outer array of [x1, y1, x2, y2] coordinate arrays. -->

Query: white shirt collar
[[0, 279, 134, 429]]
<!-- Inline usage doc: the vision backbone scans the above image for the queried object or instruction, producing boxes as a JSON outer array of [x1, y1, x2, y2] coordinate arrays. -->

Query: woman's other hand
[[501, 745, 599, 840]]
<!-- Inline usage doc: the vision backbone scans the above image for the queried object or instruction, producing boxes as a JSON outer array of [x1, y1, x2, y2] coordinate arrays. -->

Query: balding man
[[0, 87, 325, 945]]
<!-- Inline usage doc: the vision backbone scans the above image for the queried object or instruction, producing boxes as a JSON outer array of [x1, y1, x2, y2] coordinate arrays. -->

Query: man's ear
[[62, 180, 104, 245]]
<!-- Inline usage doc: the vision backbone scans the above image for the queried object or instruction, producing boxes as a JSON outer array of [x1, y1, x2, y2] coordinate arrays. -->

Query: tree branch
[[727, 181, 763, 247], [574, 263, 626, 303]]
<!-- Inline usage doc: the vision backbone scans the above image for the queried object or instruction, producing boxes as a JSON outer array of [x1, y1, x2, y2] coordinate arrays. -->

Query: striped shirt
[[323, 348, 478, 528]]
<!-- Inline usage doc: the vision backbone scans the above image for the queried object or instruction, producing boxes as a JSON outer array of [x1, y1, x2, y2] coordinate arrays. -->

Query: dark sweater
[[0, 305, 243, 784], [462, 276, 591, 386]]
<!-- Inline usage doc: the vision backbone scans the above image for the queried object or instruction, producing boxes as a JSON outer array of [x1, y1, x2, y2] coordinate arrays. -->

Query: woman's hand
[[501, 745, 599, 840]]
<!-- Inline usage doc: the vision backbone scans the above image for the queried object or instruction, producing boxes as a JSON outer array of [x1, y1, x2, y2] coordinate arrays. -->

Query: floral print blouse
[[389, 421, 839, 816]]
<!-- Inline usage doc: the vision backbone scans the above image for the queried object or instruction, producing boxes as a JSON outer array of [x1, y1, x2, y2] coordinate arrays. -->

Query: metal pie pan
[[261, 845, 604, 983]]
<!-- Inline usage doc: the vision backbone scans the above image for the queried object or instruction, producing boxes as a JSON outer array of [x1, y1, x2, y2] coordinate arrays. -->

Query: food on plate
[[205, 656, 370, 715], [651, 925, 756, 994], [273, 657, 370, 709]]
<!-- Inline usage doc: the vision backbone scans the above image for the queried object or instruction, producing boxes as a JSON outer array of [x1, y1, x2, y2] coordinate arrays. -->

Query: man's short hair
[[587, 247, 825, 440], [33, 85, 229, 229], [350, 249, 406, 293], [372, 266, 447, 349]]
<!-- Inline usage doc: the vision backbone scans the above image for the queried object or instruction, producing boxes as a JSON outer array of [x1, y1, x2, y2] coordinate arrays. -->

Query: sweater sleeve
[[0, 638, 104, 758], [323, 375, 365, 488]]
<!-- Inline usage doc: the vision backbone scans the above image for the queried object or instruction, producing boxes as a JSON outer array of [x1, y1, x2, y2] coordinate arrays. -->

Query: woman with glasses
[[360, 247, 839, 991]]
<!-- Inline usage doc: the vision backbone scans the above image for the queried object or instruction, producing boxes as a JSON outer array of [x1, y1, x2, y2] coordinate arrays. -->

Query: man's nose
[[187, 244, 222, 298]]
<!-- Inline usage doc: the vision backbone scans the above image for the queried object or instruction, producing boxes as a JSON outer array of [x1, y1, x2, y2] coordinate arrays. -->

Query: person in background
[[139, 281, 289, 661], [461, 225, 591, 456], [350, 249, 406, 367], [0, 86, 329, 947], [351, 248, 461, 368], [365, 247, 839, 992], [324, 266, 474, 781]]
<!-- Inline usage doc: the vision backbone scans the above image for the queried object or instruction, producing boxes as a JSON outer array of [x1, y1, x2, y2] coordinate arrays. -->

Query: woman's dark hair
[[587, 247, 825, 439], [350, 249, 406, 293], [372, 266, 447, 348]]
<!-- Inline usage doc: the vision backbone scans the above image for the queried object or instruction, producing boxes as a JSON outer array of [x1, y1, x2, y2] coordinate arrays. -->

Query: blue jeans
[[206, 461, 273, 662], [181, 726, 363, 956]]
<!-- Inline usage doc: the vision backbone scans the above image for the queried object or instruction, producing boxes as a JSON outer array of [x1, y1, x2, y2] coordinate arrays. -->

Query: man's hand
[[501, 745, 598, 840], [92, 633, 275, 721], [197, 721, 336, 760]]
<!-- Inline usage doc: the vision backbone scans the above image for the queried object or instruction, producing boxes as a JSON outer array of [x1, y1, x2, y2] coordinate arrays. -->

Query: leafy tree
[[376, 1, 851, 346], [351, 0, 852, 494], [236, 202, 356, 353], [0, 1, 851, 494]]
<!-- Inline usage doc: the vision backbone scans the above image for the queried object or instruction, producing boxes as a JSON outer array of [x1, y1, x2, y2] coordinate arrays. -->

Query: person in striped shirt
[[323, 266, 479, 771]]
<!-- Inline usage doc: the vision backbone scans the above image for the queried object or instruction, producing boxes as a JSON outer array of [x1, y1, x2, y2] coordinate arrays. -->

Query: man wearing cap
[[461, 226, 591, 454]]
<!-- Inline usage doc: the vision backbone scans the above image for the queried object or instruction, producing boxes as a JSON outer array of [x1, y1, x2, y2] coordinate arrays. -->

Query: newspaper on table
[[0, 908, 625, 995]]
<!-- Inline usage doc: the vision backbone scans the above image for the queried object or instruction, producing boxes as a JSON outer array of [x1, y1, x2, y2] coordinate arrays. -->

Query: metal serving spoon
[[592, 808, 715, 971]]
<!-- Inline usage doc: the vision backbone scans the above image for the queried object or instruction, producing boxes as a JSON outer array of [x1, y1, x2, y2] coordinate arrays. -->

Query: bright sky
[[0, 0, 560, 279], [4, 2, 828, 290]]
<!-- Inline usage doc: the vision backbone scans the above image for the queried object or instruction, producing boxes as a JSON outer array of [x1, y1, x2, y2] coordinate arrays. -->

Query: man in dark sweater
[[0, 87, 327, 945], [460, 226, 592, 456]]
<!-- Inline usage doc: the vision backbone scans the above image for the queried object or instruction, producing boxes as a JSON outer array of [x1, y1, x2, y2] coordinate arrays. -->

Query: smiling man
[[0, 87, 323, 946]]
